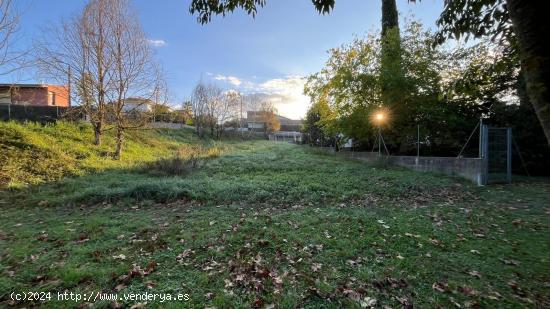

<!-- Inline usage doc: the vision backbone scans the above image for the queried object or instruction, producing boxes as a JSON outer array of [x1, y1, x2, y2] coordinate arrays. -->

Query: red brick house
[[0, 84, 70, 107]]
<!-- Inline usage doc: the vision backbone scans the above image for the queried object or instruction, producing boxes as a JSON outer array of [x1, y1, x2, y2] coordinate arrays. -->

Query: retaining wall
[[332, 150, 484, 185]]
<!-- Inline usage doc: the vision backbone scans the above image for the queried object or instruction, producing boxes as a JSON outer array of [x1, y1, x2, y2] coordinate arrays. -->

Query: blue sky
[[4, 0, 444, 119]]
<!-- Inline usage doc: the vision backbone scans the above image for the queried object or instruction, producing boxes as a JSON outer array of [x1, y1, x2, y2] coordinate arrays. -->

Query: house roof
[[124, 97, 154, 105]]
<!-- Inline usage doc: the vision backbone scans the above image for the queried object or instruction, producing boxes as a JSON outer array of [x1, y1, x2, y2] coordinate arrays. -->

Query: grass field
[[0, 121, 549, 308]]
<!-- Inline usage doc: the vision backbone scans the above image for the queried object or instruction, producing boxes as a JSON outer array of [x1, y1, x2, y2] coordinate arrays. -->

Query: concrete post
[[417, 124, 420, 157], [378, 126, 381, 156], [507, 128, 512, 184], [481, 125, 489, 185]]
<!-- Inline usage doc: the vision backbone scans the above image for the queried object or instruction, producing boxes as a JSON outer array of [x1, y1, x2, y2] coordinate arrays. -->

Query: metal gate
[[481, 125, 512, 185]]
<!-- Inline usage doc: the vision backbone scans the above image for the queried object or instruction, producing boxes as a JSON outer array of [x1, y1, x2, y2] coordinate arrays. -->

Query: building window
[[0, 89, 11, 104], [48, 91, 56, 106]]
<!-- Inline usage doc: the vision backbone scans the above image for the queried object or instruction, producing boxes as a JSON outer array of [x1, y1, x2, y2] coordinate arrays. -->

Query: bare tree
[[203, 83, 222, 137], [36, 0, 163, 157], [36, 0, 115, 145], [190, 81, 240, 139], [190, 81, 209, 137], [0, 0, 28, 77], [106, 0, 162, 159], [214, 90, 240, 138]]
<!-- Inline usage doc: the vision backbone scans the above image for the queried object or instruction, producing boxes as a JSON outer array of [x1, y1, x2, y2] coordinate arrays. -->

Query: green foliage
[[303, 19, 550, 161], [301, 99, 335, 146], [189, 0, 335, 23], [381, 0, 399, 36], [305, 20, 466, 151], [435, 0, 511, 44]]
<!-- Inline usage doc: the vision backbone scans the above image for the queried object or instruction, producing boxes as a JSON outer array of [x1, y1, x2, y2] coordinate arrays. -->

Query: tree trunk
[[93, 122, 102, 146], [507, 0, 550, 144], [114, 126, 124, 160]]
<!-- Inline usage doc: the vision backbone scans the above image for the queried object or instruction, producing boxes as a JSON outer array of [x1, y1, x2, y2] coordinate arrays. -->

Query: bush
[[146, 144, 224, 176], [146, 155, 205, 176]]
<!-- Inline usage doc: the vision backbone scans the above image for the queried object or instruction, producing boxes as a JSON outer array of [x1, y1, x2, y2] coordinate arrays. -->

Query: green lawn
[[0, 122, 549, 308]]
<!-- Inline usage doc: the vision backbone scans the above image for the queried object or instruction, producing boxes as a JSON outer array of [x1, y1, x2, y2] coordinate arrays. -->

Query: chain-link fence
[[481, 126, 512, 184]]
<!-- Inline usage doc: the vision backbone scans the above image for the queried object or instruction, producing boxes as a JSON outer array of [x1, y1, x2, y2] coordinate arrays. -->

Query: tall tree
[[189, 0, 550, 144], [37, 0, 114, 146], [435, 0, 550, 144], [38, 0, 163, 156], [380, 0, 405, 109], [506, 1, 550, 144], [106, 0, 162, 159], [0, 0, 26, 76], [381, 0, 398, 36]]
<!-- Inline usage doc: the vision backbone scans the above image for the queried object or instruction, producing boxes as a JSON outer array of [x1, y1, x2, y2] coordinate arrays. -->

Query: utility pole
[[478, 117, 483, 158], [67, 64, 72, 106], [378, 126, 381, 156], [240, 94, 243, 137]]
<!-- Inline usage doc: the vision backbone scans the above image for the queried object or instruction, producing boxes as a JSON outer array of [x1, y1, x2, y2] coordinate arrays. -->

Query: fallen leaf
[[459, 285, 480, 296], [360, 296, 377, 308], [224, 279, 234, 288], [114, 284, 126, 291], [467, 270, 482, 278], [500, 258, 520, 266], [432, 282, 449, 293], [129, 302, 147, 309], [311, 263, 322, 272], [176, 249, 193, 261]]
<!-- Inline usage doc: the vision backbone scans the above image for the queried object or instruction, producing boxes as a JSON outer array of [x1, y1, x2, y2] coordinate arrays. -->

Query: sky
[[3, 0, 444, 119]]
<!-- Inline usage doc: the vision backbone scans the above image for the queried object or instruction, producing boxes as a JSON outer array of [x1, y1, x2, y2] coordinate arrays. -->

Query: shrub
[[145, 154, 204, 176], [146, 145, 224, 176]]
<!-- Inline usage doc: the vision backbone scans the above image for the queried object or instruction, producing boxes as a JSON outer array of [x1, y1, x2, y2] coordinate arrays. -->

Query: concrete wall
[[332, 150, 484, 185], [148, 122, 195, 130]]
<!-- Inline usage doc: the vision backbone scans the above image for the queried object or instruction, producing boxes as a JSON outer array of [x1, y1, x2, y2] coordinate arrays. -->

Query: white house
[[122, 97, 153, 113]]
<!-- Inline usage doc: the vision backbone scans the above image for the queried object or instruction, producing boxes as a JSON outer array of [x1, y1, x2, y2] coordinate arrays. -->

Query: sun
[[371, 108, 390, 125]]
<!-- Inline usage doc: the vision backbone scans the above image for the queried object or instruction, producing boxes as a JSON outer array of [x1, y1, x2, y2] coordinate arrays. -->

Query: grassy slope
[[0, 121, 201, 188], [0, 122, 548, 308]]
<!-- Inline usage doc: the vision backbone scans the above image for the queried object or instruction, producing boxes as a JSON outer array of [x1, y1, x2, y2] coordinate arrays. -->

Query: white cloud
[[214, 75, 242, 87], [211, 74, 310, 119], [147, 39, 166, 47]]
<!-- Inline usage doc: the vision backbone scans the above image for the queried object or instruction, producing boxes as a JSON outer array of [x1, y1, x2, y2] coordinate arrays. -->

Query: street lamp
[[374, 112, 386, 156]]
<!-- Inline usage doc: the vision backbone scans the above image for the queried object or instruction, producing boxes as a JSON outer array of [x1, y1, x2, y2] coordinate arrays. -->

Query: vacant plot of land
[[0, 122, 549, 308]]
